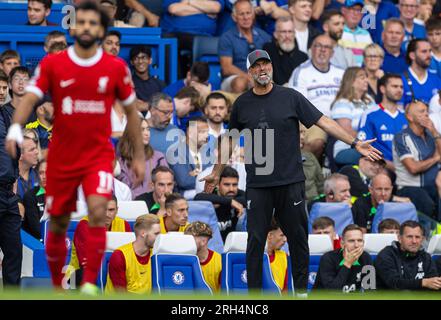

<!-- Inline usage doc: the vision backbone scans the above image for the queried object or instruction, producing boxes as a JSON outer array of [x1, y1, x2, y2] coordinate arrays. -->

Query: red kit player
[[5, 2, 145, 294]]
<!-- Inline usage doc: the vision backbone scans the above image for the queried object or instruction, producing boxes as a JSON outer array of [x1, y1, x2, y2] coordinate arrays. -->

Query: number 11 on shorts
[[97, 171, 113, 194]]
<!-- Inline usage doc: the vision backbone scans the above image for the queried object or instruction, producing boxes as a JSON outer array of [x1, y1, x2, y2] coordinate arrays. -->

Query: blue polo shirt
[[402, 23, 426, 51], [218, 26, 271, 73], [163, 79, 185, 99], [429, 54, 441, 79], [401, 67, 441, 106], [393, 127, 438, 187], [382, 47, 407, 74], [161, 0, 224, 36], [358, 105, 408, 161], [364, 1, 400, 44]]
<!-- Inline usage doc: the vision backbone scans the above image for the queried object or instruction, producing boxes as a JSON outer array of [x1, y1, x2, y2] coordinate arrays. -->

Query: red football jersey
[[27, 47, 135, 176]]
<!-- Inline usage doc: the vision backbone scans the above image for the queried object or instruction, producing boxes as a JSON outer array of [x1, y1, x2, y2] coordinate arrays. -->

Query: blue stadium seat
[[151, 233, 212, 294], [221, 232, 280, 295], [187, 200, 224, 253], [308, 202, 354, 236], [192, 36, 221, 90], [371, 202, 418, 233], [308, 234, 333, 290]]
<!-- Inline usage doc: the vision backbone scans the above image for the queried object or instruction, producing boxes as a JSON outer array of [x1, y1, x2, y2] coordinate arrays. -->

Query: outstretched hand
[[355, 138, 383, 162]]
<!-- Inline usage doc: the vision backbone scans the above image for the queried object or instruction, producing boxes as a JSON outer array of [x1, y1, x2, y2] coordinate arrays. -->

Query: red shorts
[[45, 164, 113, 217]]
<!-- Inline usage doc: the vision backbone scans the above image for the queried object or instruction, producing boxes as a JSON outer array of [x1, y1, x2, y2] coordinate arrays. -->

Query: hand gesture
[[200, 172, 219, 193], [343, 247, 363, 268], [231, 199, 244, 217], [355, 138, 383, 162]]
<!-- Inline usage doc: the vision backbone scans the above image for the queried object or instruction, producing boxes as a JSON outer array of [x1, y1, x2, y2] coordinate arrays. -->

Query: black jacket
[[339, 165, 369, 198], [0, 103, 19, 185], [314, 248, 373, 292], [374, 241, 438, 290], [193, 189, 246, 241], [22, 186, 45, 240]]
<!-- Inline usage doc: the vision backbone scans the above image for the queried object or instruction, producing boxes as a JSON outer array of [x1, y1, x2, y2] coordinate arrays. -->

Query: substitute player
[[5, 2, 145, 294]]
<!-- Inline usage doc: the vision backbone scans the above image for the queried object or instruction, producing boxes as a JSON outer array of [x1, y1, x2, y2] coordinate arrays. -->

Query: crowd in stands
[[3, 0, 441, 294]]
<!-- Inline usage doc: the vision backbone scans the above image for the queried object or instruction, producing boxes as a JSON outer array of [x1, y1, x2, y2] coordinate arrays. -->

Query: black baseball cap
[[246, 49, 271, 70]]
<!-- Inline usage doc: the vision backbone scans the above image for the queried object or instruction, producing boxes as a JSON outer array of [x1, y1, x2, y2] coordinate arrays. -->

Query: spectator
[[203, 92, 229, 139], [47, 42, 67, 54], [381, 18, 408, 74], [118, 117, 168, 199], [314, 224, 373, 292], [358, 73, 408, 170], [27, 0, 56, 26], [254, 0, 291, 35], [161, 0, 223, 76], [339, 155, 386, 201], [25, 95, 53, 151], [0, 71, 22, 287], [102, 30, 121, 57], [106, 214, 161, 294], [309, 173, 352, 211], [378, 218, 400, 234], [416, 0, 434, 25], [169, 116, 211, 198], [160, 193, 190, 233], [0, 50, 20, 77], [2, 67, 30, 117], [427, 17, 441, 79], [171, 87, 204, 132], [130, 46, 166, 111], [70, 196, 132, 283], [289, 35, 344, 159], [219, 0, 271, 94], [135, 166, 175, 215], [0, 71, 9, 105], [22, 159, 46, 240], [312, 216, 341, 249], [322, 10, 356, 70], [184, 221, 222, 292], [147, 92, 185, 156], [100, 0, 136, 27], [300, 124, 324, 201], [43, 31, 67, 53], [363, 44, 385, 104], [340, 0, 373, 66], [393, 101, 441, 220], [375, 220, 441, 290], [17, 136, 39, 200], [194, 166, 246, 240], [263, 16, 308, 85], [352, 173, 411, 233], [266, 218, 288, 291], [331, 67, 376, 166], [163, 61, 211, 99], [287, 0, 320, 54], [399, 0, 427, 50], [363, 0, 400, 44]]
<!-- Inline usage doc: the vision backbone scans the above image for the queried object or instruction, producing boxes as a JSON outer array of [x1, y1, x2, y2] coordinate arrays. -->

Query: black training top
[[229, 84, 323, 188]]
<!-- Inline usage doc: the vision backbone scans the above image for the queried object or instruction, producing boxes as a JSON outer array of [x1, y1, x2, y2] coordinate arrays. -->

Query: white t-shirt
[[295, 28, 309, 54], [289, 60, 345, 117], [111, 107, 127, 133]]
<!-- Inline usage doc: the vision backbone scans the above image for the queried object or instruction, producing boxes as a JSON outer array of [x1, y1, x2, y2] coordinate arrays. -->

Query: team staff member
[[375, 220, 441, 290], [184, 221, 222, 293], [266, 219, 288, 292], [159, 193, 190, 233], [106, 214, 161, 294], [314, 224, 372, 292], [202, 49, 382, 294]]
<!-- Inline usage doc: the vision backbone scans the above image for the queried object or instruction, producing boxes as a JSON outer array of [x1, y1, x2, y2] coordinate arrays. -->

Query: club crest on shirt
[[98, 76, 109, 93]]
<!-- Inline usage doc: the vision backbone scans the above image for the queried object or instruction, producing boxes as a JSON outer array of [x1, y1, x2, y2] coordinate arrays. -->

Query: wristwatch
[[351, 137, 360, 149]]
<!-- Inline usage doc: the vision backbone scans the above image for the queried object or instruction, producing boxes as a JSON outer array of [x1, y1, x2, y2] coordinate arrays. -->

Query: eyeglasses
[[153, 106, 173, 116], [400, 4, 419, 9], [12, 76, 29, 83], [313, 43, 333, 51]]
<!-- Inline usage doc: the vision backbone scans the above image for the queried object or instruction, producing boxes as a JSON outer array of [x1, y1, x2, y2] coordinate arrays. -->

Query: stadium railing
[[0, 25, 178, 84]]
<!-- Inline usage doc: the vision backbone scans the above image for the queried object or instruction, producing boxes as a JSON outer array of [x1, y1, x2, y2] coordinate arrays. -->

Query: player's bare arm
[[5, 92, 40, 159], [316, 115, 383, 162], [123, 101, 146, 186]]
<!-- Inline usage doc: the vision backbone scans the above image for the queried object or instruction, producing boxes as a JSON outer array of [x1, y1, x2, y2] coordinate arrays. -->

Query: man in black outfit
[[0, 88, 22, 286], [22, 158, 46, 240], [202, 49, 382, 295], [314, 224, 372, 292], [375, 220, 441, 290], [194, 166, 246, 241], [263, 16, 308, 86]]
